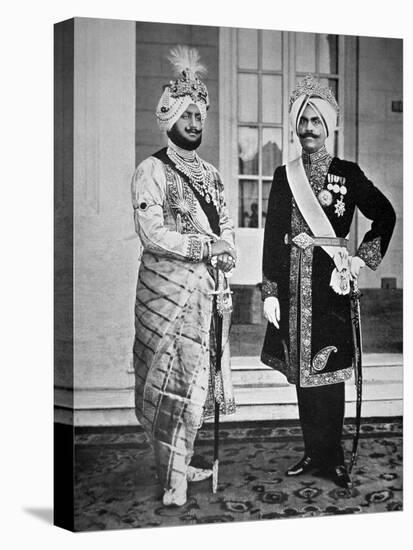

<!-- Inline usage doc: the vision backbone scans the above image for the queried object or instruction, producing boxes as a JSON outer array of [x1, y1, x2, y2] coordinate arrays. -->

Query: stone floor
[[74, 419, 403, 532]]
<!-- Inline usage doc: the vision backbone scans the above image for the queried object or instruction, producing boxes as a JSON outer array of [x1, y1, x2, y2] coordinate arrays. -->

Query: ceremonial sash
[[285, 156, 342, 260], [286, 156, 351, 295]]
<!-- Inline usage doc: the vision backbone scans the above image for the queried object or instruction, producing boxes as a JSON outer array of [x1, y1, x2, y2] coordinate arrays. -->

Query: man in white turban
[[131, 46, 236, 507], [261, 75, 395, 488], [289, 77, 339, 155]]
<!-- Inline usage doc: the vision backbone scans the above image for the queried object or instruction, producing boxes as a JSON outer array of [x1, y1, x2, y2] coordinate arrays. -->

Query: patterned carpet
[[74, 420, 402, 532]]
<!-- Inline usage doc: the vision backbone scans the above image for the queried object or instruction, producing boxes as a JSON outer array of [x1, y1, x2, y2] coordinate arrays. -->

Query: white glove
[[330, 250, 365, 295], [263, 296, 280, 329], [349, 256, 365, 279]]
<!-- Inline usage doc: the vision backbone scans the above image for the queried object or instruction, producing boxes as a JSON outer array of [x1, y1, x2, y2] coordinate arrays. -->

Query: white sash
[[286, 156, 350, 295], [286, 156, 338, 259]]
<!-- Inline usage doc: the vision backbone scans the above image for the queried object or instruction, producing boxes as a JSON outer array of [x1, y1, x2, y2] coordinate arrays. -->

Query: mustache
[[300, 132, 320, 139], [185, 127, 202, 135]]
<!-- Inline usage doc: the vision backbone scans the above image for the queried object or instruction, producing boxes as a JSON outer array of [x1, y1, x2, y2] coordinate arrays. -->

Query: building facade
[[54, 18, 402, 426]]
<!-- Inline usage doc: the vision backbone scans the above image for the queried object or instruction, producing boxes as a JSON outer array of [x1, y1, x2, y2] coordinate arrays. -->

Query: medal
[[328, 174, 347, 196], [318, 189, 333, 207], [334, 196, 346, 217]]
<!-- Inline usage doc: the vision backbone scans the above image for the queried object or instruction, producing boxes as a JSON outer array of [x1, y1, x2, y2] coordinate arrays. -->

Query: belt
[[285, 232, 348, 250]]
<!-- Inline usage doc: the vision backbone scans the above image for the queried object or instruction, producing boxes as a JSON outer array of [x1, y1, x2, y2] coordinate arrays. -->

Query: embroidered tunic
[[131, 143, 235, 491], [132, 155, 234, 261], [261, 147, 395, 387]]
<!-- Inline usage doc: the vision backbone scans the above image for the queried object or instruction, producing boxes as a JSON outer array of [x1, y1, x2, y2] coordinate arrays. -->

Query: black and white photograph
[[2, 0, 410, 547], [53, 14, 402, 531]]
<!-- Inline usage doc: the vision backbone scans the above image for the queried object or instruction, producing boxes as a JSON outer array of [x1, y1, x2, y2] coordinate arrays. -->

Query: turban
[[156, 46, 209, 132], [289, 75, 339, 141]]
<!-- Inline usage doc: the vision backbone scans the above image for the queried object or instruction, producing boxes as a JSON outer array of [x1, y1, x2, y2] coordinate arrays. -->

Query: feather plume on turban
[[156, 46, 209, 132]]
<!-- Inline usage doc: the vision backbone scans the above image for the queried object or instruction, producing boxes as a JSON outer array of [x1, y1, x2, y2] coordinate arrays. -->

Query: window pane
[[262, 128, 282, 176], [262, 75, 282, 123], [238, 28, 258, 69], [262, 180, 272, 226], [238, 127, 258, 175], [295, 32, 316, 73], [262, 30, 283, 71], [238, 74, 258, 122], [239, 180, 259, 227], [319, 34, 338, 74]]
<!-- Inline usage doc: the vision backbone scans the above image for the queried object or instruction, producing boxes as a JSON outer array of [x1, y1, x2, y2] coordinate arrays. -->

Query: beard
[[167, 125, 203, 151]]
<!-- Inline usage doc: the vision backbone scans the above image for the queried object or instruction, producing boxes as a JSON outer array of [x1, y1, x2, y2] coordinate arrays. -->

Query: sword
[[210, 266, 232, 493], [349, 277, 363, 474]]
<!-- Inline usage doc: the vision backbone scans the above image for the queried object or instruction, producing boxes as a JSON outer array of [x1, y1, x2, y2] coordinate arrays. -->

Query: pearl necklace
[[167, 140, 218, 207]]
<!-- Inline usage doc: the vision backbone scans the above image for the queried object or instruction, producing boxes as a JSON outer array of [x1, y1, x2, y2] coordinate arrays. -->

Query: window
[[221, 29, 344, 230], [294, 32, 341, 156], [237, 29, 284, 229]]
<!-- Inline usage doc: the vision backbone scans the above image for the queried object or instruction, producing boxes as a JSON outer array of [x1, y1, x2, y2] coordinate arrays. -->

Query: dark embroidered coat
[[261, 151, 396, 387]]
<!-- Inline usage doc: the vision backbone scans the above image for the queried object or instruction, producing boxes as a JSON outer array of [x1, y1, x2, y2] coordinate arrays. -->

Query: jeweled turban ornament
[[156, 45, 210, 132], [289, 74, 339, 138]]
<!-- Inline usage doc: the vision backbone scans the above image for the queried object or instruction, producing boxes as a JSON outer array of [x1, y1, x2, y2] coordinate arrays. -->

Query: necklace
[[167, 142, 218, 207]]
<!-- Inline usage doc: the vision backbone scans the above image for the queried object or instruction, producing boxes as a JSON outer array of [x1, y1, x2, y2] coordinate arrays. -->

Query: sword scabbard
[[349, 278, 363, 474]]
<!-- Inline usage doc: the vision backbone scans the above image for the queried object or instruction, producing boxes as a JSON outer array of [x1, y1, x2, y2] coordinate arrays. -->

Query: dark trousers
[[296, 382, 345, 469]]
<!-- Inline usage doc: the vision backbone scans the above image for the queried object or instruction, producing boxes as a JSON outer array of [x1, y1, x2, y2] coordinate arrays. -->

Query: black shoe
[[331, 464, 351, 488], [286, 456, 315, 476]]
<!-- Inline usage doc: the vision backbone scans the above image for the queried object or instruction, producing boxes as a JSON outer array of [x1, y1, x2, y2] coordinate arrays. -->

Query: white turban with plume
[[156, 46, 210, 132], [289, 75, 339, 150]]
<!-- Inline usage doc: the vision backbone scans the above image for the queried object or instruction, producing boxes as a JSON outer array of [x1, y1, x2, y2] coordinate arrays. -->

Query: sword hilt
[[211, 268, 233, 315]]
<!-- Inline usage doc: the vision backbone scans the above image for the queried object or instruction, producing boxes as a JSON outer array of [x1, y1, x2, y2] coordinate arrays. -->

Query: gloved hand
[[263, 296, 280, 329], [349, 256, 365, 279]]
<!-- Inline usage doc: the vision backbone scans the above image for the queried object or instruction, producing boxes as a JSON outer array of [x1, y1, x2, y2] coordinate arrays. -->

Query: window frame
[[219, 28, 347, 231]]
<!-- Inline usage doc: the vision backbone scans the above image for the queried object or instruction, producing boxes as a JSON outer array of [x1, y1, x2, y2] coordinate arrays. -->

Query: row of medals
[[318, 174, 347, 216]]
